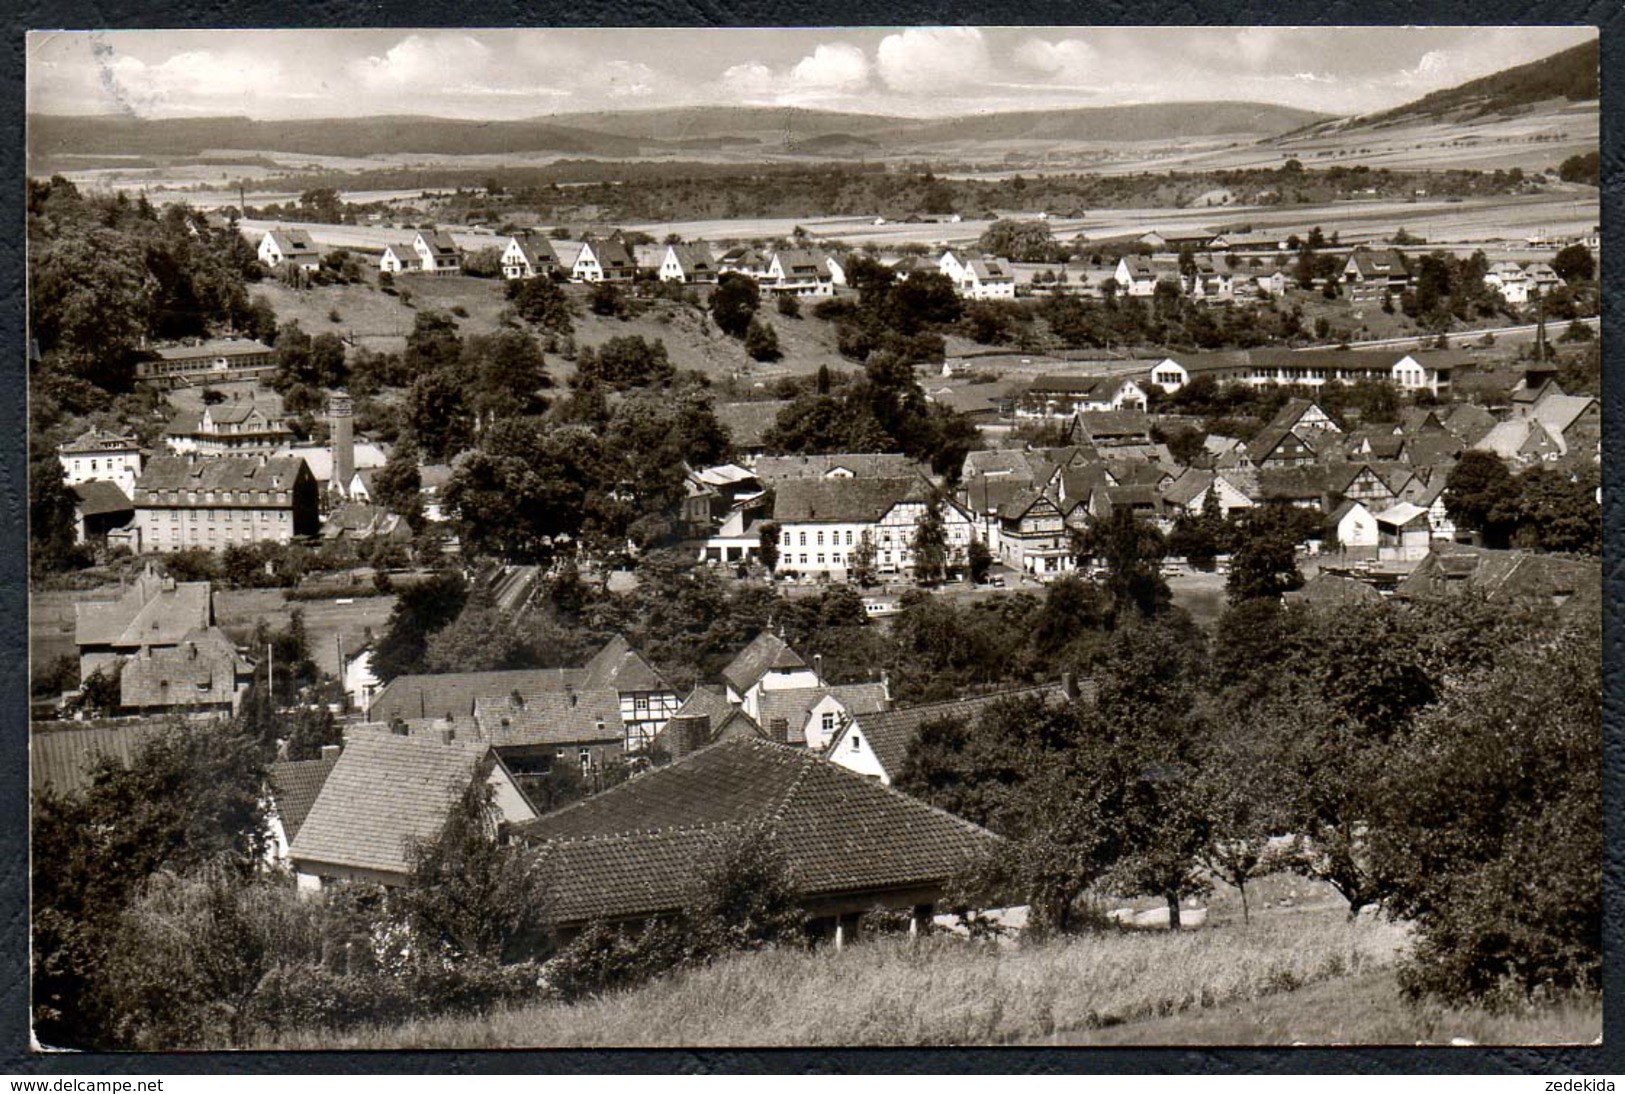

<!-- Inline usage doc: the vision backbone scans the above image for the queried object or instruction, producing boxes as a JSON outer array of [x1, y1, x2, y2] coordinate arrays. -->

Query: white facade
[[1335, 501, 1379, 550], [775, 500, 976, 578], [344, 649, 381, 716], [59, 437, 142, 499], [258, 231, 320, 271], [379, 245, 412, 274], [825, 718, 890, 782], [572, 240, 604, 282]]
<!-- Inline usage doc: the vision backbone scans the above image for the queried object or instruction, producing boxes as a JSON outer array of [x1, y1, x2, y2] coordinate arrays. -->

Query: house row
[[380, 230, 463, 276], [1481, 261, 1564, 306], [1016, 375, 1149, 418], [893, 249, 1017, 300], [1146, 347, 1469, 397], [1113, 254, 1287, 302]]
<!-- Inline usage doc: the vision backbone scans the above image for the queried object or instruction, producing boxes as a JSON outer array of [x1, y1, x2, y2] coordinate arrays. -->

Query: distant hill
[[1277, 39, 1598, 142], [879, 101, 1330, 146], [28, 114, 656, 160], [30, 100, 1331, 165]]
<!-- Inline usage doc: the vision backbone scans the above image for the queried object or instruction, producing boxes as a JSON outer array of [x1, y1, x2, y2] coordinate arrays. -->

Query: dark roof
[[721, 632, 808, 696], [75, 571, 213, 650], [580, 634, 670, 694], [1286, 572, 1385, 608], [30, 723, 168, 797], [515, 738, 1000, 924], [134, 455, 311, 499], [771, 476, 930, 524], [267, 755, 339, 842], [1255, 465, 1328, 502], [754, 454, 926, 481], [370, 668, 587, 724], [60, 428, 138, 453], [1075, 410, 1152, 441], [756, 683, 891, 746], [473, 690, 625, 749], [152, 338, 272, 361], [1395, 547, 1601, 607], [119, 626, 253, 708], [72, 480, 133, 517]]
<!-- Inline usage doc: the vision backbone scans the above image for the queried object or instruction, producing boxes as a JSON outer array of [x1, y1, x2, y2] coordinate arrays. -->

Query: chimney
[[510, 689, 524, 710], [813, 653, 823, 683], [1061, 672, 1079, 700], [668, 714, 711, 759], [880, 669, 891, 702], [187, 642, 197, 660], [440, 726, 456, 744], [320, 744, 341, 761], [569, 691, 578, 708], [769, 717, 789, 745]]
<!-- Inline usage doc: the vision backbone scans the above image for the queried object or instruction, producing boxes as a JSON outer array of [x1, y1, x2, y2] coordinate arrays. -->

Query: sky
[[26, 26, 1599, 122]]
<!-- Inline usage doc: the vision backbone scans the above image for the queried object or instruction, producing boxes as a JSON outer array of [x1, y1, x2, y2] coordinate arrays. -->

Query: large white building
[[57, 428, 142, 498], [771, 477, 977, 579], [1147, 348, 1466, 397]]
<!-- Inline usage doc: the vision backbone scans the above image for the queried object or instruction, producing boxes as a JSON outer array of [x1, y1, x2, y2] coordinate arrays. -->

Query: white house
[[1375, 501, 1432, 562], [771, 476, 976, 579], [720, 632, 823, 722], [379, 244, 414, 274], [258, 230, 321, 272], [501, 236, 557, 280], [1114, 255, 1161, 297], [1331, 499, 1379, 553], [343, 647, 381, 716], [765, 249, 837, 296], [1484, 261, 1532, 305], [57, 428, 143, 499], [412, 231, 462, 275], [658, 242, 719, 284]]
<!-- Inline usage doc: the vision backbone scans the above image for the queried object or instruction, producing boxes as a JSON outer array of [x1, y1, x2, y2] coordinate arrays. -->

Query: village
[[24, 27, 1603, 1055]]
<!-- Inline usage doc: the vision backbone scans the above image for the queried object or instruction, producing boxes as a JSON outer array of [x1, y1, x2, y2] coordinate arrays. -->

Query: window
[[799, 554, 808, 565], [850, 733, 861, 752], [634, 695, 649, 714], [782, 530, 791, 546], [579, 749, 592, 775], [845, 530, 853, 546], [816, 531, 824, 546], [799, 532, 806, 547], [821, 712, 836, 734]]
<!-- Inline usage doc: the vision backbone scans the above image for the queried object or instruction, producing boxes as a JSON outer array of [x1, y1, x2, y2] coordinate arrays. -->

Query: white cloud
[[603, 60, 658, 98], [877, 27, 990, 94], [719, 61, 774, 97], [790, 43, 870, 92], [1012, 37, 1099, 78], [93, 47, 284, 113], [350, 33, 493, 92]]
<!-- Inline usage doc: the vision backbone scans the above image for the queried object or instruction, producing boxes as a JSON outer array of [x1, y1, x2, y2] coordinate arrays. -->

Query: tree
[[1556, 151, 1600, 186], [967, 538, 993, 584], [404, 370, 474, 462], [977, 220, 1061, 262], [776, 294, 800, 318], [1370, 618, 1598, 1004], [403, 310, 463, 377], [1225, 506, 1305, 603], [29, 457, 85, 577], [371, 569, 469, 681], [848, 529, 878, 586], [371, 440, 424, 530], [309, 332, 348, 389], [1072, 507, 1169, 619], [711, 272, 760, 338], [910, 496, 949, 585], [423, 587, 528, 673], [576, 335, 674, 391], [1551, 243, 1596, 284], [1443, 450, 1516, 547], [443, 421, 599, 563], [686, 822, 806, 954], [402, 779, 552, 966], [743, 318, 781, 362], [757, 521, 780, 573], [32, 720, 270, 1049], [587, 280, 626, 318], [462, 328, 549, 421], [507, 275, 575, 335]]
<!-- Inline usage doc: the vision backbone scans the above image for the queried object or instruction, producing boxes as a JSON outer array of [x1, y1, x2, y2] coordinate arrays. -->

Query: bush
[[744, 318, 781, 361], [777, 294, 801, 318], [542, 920, 694, 1003]]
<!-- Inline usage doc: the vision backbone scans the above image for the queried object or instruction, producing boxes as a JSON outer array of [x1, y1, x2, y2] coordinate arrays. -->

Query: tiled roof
[[419, 231, 461, 256], [472, 689, 625, 749], [842, 683, 1081, 780], [508, 237, 557, 268], [1156, 351, 1251, 376], [1532, 394, 1597, 440], [134, 455, 310, 498], [370, 667, 587, 723], [1076, 410, 1152, 440], [771, 248, 832, 278], [1255, 466, 1328, 502], [268, 755, 339, 842], [580, 635, 670, 694], [756, 683, 891, 747], [268, 229, 317, 253], [963, 450, 1033, 479], [1395, 546, 1600, 607], [272, 442, 388, 486], [72, 480, 133, 517], [754, 454, 926, 481], [30, 723, 168, 797], [1159, 468, 1213, 508], [1285, 573, 1384, 608], [772, 476, 931, 524], [289, 734, 501, 877], [75, 574, 213, 650], [721, 632, 808, 696], [516, 738, 1000, 924], [119, 626, 253, 709], [60, 428, 138, 453]]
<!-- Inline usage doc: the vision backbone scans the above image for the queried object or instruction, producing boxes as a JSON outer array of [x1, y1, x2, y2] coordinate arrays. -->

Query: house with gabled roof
[[1342, 248, 1410, 301], [1021, 375, 1148, 418], [132, 455, 319, 553], [995, 489, 1072, 576], [575, 233, 636, 282], [71, 480, 135, 544], [757, 682, 892, 752], [1396, 546, 1599, 619], [1158, 467, 1256, 519], [267, 749, 340, 863], [1114, 254, 1163, 297], [766, 248, 838, 297], [379, 244, 415, 275], [58, 428, 142, 498], [959, 256, 1016, 300], [118, 626, 255, 715], [1246, 422, 1321, 469], [412, 230, 462, 275], [513, 737, 1002, 943], [289, 734, 536, 891], [1330, 498, 1379, 555], [827, 677, 1087, 786], [74, 566, 214, 681], [658, 242, 719, 284], [721, 632, 821, 719], [258, 229, 320, 271], [1473, 418, 1565, 464], [501, 235, 558, 280], [1146, 351, 1253, 393], [770, 475, 973, 579], [164, 400, 294, 457], [471, 689, 628, 776]]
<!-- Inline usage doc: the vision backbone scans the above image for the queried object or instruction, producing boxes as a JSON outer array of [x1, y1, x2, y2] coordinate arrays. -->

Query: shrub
[[744, 318, 781, 361]]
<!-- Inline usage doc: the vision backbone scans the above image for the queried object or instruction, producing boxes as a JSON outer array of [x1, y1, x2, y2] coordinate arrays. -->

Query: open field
[[1042, 969, 1601, 1047], [213, 588, 397, 678], [256, 882, 1411, 1048]]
